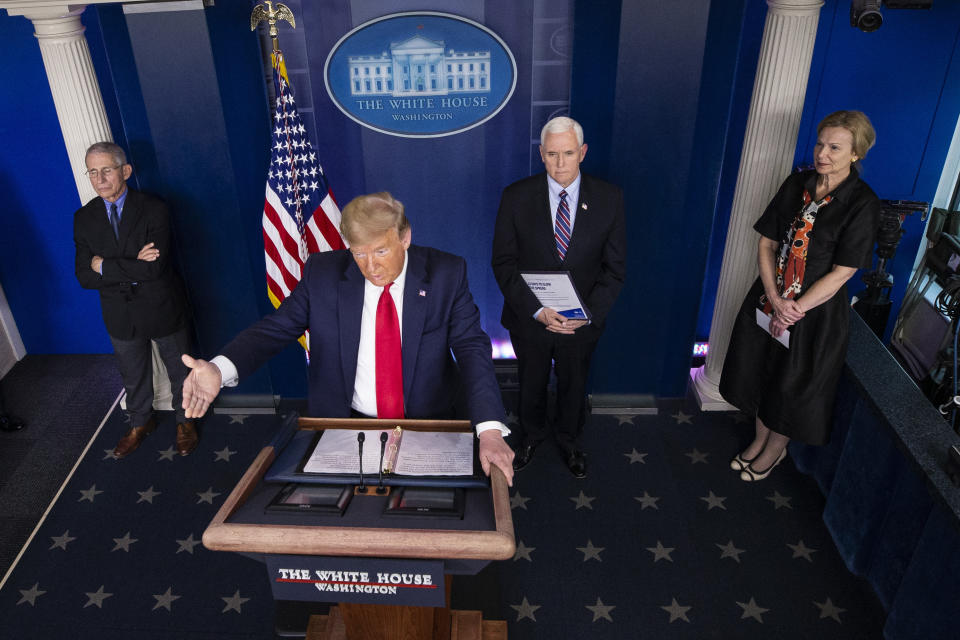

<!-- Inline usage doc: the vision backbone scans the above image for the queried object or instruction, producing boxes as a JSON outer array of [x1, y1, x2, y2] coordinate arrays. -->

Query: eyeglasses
[[84, 165, 121, 180]]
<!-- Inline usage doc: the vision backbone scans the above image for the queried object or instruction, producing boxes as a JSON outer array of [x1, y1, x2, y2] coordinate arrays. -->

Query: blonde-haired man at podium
[[181, 192, 515, 484]]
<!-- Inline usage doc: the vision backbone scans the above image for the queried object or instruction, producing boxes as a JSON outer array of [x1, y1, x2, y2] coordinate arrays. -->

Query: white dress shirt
[[211, 249, 507, 436]]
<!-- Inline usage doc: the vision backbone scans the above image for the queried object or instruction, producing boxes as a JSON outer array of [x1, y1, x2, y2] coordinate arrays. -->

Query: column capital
[[767, 0, 825, 15]]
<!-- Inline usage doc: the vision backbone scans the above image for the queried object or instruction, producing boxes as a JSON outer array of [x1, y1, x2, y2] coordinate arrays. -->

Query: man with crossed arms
[[180, 192, 514, 484]]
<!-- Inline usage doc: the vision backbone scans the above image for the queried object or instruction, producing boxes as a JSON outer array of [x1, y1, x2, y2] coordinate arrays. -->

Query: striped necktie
[[555, 189, 571, 261]]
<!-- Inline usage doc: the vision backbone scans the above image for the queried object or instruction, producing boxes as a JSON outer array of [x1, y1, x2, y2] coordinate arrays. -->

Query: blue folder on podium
[[263, 414, 490, 489]]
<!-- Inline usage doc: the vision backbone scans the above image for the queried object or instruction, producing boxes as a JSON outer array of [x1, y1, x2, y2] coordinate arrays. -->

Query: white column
[[691, 0, 824, 410], [7, 5, 112, 204]]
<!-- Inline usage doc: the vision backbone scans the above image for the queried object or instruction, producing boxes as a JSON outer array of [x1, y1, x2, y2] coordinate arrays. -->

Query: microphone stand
[[376, 431, 389, 494], [356, 432, 367, 494]]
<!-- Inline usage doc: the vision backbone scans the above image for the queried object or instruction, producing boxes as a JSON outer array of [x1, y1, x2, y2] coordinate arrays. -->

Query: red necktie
[[375, 282, 404, 419]]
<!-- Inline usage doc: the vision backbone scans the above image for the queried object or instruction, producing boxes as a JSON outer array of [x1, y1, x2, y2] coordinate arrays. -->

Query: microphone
[[356, 432, 367, 493], [376, 431, 388, 494]]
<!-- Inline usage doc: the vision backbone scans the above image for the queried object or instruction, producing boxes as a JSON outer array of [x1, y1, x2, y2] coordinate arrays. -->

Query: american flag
[[263, 51, 345, 348]]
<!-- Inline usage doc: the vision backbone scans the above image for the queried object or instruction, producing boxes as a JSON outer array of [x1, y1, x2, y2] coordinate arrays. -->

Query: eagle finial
[[250, 1, 296, 51]]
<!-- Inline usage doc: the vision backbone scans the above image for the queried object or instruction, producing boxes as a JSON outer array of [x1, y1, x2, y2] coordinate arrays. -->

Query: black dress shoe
[[566, 450, 587, 478], [513, 444, 537, 471]]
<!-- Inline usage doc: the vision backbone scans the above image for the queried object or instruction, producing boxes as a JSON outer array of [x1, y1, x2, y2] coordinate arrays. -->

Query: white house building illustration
[[348, 34, 491, 96]]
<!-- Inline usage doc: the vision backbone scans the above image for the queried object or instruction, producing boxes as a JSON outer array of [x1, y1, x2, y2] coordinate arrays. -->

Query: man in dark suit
[[492, 117, 626, 478], [75, 142, 196, 458], [180, 192, 515, 484]]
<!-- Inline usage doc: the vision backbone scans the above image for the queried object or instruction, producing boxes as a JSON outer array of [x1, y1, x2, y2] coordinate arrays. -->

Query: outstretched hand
[[478, 430, 515, 487], [181, 355, 222, 419]]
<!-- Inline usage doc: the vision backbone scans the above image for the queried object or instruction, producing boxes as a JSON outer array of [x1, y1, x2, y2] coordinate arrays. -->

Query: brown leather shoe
[[176, 421, 198, 456], [113, 416, 157, 458]]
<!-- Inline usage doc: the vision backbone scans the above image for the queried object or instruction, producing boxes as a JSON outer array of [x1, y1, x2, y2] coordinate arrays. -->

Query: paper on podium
[[303, 428, 475, 476]]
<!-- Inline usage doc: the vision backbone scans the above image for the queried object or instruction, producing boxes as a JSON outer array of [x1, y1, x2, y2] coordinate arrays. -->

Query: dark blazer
[[74, 188, 186, 340], [492, 172, 627, 341], [220, 245, 506, 424]]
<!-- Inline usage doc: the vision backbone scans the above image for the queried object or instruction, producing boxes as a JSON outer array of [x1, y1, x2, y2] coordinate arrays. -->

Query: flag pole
[[250, 1, 296, 52]]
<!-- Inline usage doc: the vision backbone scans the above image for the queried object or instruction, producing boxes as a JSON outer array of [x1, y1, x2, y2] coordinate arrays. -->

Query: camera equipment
[[850, 0, 933, 33], [853, 199, 928, 337]]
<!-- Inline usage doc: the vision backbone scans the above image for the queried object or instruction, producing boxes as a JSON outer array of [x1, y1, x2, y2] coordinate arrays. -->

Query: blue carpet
[[1, 398, 887, 639], [497, 400, 886, 639], [0, 408, 278, 639]]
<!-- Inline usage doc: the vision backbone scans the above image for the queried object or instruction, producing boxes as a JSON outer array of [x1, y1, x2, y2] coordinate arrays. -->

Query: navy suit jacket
[[74, 188, 186, 340], [221, 245, 505, 424], [492, 172, 626, 342]]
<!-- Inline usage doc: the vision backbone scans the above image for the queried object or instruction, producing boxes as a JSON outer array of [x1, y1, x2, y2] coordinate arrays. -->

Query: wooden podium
[[203, 417, 515, 640]]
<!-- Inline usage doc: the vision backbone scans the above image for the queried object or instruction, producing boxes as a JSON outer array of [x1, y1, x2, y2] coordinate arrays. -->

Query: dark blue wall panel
[[0, 13, 107, 354], [577, 0, 750, 396]]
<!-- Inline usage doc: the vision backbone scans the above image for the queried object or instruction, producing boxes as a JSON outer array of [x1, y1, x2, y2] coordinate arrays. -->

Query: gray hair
[[84, 141, 127, 167], [540, 116, 584, 146]]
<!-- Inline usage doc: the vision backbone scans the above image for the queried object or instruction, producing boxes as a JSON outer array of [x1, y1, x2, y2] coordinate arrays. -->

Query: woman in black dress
[[720, 110, 880, 481]]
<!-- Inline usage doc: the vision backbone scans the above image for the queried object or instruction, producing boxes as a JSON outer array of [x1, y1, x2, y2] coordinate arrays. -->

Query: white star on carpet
[[661, 598, 692, 623], [615, 414, 635, 425], [513, 540, 535, 562], [78, 484, 103, 502], [176, 533, 202, 554], [672, 410, 693, 424], [84, 585, 113, 609], [17, 583, 45, 606], [766, 490, 793, 509], [646, 540, 674, 563], [787, 540, 817, 562], [196, 487, 221, 505], [229, 414, 249, 424], [221, 589, 249, 614], [684, 448, 709, 464], [510, 492, 531, 510], [49, 530, 76, 550], [576, 540, 604, 562], [700, 491, 727, 510], [152, 587, 181, 612], [634, 491, 660, 510], [813, 597, 846, 623], [510, 596, 540, 621], [586, 597, 615, 622], [137, 486, 161, 504], [103, 448, 117, 460], [623, 448, 648, 464], [716, 540, 745, 563], [736, 597, 769, 623], [157, 446, 177, 461], [504, 411, 519, 426], [214, 447, 237, 462], [111, 531, 138, 552], [570, 491, 596, 510]]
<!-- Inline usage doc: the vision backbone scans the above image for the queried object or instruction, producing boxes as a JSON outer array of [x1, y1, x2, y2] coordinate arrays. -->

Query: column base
[[689, 366, 735, 412]]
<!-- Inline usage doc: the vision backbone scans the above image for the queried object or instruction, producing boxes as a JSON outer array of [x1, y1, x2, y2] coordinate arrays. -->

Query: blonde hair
[[339, 192, 410, 245], [817, 110, 876, 159]]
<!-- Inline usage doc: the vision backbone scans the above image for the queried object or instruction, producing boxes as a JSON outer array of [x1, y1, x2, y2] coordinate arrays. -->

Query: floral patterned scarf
[[761, 189, 832, 313]]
